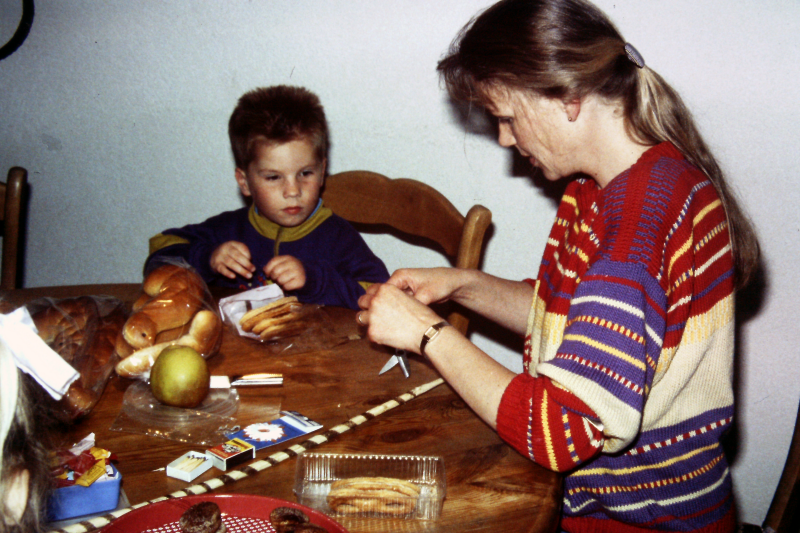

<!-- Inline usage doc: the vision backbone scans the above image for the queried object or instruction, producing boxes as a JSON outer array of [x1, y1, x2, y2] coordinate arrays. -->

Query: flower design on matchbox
[[225, 412, 321, 450], [243, 423, 285, 442]]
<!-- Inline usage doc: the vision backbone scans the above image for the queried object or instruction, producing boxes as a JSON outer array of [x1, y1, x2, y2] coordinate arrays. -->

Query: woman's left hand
[[358, 283, 443, 354]]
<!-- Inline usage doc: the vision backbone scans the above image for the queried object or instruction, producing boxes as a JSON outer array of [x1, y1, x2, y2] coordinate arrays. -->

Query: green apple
[[149, 345, 210, 408]]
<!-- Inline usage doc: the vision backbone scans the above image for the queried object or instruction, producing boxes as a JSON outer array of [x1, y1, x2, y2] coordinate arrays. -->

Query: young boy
[[145, 85, 389, 310]]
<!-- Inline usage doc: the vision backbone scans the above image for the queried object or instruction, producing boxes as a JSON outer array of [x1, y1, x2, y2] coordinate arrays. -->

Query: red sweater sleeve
[[496, 373, 604, 472]]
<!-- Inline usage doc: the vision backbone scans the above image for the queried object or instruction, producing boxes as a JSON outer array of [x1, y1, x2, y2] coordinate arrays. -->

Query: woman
[[358, 0, 759, 531], [1, 341, 52, 533]]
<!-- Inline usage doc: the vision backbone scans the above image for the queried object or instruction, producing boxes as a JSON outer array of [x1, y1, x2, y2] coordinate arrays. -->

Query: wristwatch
[[420, 321, 450, 357]]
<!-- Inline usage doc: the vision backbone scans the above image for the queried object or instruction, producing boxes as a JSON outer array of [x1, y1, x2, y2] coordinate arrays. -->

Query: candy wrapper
[[114, 259, 223, 381], [47, 434, 122, 522], [51, 434, 115, 488]]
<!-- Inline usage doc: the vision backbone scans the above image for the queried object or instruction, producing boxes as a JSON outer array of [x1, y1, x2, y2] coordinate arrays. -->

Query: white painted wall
[[1, 0, 797, 525]]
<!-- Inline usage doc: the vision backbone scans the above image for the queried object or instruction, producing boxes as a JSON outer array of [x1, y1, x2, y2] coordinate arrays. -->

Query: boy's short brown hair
[[228, 85, 329, 170]]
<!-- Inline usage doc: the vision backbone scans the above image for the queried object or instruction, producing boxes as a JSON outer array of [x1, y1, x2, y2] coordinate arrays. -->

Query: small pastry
[[179, 501, 226, 533]]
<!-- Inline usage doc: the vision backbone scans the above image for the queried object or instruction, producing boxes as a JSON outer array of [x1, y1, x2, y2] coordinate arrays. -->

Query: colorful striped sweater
[[496, 143, 736, 532]]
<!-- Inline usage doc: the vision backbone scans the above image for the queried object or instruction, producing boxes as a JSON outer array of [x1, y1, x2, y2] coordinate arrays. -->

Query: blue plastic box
[[47, 464, 122, 521]]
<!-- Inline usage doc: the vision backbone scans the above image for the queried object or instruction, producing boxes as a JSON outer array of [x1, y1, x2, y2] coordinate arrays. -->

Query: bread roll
[[80, 305, 126, 387], [123, 264, 206, 349], [155, 323, 192, 343], [31, 296, 127, 420], [32, 296, 99, 362], [115, 332, 135, 359], [60, 386, 98, 420], [116, 310, 222, 378]]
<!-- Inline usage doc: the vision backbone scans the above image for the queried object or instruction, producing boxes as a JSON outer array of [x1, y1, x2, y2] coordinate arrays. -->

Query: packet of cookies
[[218, 286, 335, 352], [218, 285, 285, 340]]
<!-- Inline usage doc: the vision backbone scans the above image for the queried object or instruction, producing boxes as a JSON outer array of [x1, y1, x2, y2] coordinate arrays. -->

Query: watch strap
[[420, 321, 449, 357]]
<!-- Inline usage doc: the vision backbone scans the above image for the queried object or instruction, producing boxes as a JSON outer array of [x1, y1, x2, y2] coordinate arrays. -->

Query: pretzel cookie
[[327, 477, 420, 517], [239, 297, 304, 339]]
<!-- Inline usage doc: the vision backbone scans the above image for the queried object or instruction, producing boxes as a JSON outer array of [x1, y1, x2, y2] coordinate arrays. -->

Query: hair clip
[[624, 43, 645, 69]]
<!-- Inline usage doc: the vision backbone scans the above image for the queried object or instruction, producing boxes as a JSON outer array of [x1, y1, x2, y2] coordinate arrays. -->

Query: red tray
[[101, 494, 347, 533]]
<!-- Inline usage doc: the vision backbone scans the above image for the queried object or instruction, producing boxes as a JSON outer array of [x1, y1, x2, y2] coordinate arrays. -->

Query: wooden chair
[[1, 167, 27, 290], [763, 399, 800, 533], [321, 170, 492, 335]]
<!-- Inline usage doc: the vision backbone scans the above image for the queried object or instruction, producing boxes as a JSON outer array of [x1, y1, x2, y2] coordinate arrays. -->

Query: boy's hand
[[264, 255, 306, 291], [210, 241, 256, 279]]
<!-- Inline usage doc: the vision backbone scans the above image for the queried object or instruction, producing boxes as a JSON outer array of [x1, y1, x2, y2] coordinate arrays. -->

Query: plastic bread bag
[[114, 258, 223, 381], [25, 295, 128, 421], [219, 285, 347, 356], [108, 381, 258, 446]]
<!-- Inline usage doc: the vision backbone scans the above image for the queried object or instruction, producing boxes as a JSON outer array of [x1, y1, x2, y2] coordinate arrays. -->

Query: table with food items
[[0, 264, 562, 533]]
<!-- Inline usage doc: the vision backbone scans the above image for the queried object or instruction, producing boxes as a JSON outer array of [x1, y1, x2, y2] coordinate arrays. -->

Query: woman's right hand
[[358, 281, 443, 354], [386, 267, 467, 306], [385, 267, 535, 336]]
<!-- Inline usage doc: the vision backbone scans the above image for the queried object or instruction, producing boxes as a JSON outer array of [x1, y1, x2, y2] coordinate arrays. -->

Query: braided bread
[[115, 264, 222, 379], [32, 296, 98, 363], [115, 309, 221, 378], [122, 264, 206, 349], [30, 296, 126, 419]]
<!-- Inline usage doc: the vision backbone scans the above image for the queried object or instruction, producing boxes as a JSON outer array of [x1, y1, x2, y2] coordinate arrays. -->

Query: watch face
[[421, 321, 448, 355]]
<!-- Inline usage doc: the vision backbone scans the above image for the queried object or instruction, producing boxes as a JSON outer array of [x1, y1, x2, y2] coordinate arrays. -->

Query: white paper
[[0, 307, 79, 400], [210, 375, 230, 389], [218, 284, 284, 339]]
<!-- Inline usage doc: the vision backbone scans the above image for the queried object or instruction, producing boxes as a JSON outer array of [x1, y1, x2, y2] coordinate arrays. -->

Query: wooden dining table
[[1, 283, 561, 533]]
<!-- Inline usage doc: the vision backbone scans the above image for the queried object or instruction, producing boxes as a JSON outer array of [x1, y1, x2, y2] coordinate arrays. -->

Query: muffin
[[269, 506, 328, 532], [180, 501, 226, 533]]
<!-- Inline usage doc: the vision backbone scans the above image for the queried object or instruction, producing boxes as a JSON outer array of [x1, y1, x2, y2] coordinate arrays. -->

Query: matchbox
[[206, 438, 255, 471], [166, 451, 213, 482]]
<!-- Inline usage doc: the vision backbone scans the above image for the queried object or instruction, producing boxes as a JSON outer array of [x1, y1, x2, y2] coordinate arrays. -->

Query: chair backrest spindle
[[1, 166, 27, 290], [764, 399, 800, 532], [322, 170, 491, 335]]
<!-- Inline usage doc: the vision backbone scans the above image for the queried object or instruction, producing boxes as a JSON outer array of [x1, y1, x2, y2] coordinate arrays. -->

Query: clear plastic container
[[294, 453, 446, 520]]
